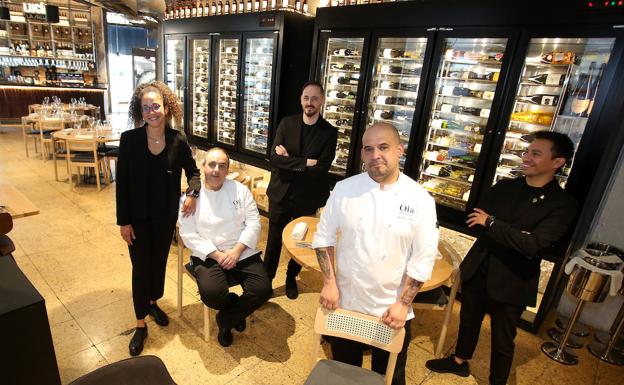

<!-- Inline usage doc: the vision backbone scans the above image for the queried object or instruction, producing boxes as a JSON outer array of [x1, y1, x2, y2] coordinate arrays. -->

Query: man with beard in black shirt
[[264, 81, 338, 299], [426, 131, 578, 385]]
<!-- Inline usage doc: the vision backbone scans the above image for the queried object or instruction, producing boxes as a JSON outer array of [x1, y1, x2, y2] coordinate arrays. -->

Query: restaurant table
[[282, 216, 454, 293], [0, 184, 39, 219], [52, 127, 122, 143], [0, 256, 61, 385]]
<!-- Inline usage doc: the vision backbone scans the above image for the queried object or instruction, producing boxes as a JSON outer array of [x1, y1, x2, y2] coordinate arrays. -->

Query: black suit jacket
[[267, 114, 338, 211], [116, 125, 201, 226], [460, 177, 577, 307]]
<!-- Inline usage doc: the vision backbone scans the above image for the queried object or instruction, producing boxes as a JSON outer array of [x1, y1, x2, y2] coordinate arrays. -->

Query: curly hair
[[128, 81, 183, 128]]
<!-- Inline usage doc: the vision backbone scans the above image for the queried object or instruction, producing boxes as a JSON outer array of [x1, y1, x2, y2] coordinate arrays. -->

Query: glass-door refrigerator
[[189, 37, 211, 146], [494, 37, 616, 187], [315, 33, 369, 177], [164, 36, 186, 132], [212, 35, 240, 149], [415, 35, 513, 214]]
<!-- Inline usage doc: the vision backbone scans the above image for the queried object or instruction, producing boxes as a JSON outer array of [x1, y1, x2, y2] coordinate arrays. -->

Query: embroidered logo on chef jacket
[[397, 203, 416, 220], [232, 199, 241, 209]]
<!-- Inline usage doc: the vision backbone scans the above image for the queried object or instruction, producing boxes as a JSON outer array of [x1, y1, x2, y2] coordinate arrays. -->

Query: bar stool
[[541, 243, 624, 365]]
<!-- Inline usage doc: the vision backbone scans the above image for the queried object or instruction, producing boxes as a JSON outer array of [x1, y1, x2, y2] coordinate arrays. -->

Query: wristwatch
[[186, 189, 199, 198], [485, 215, 496, 229]]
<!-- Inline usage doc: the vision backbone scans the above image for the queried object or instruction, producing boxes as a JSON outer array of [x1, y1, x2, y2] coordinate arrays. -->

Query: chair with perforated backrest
[[67, 137, 109, 191], [305, 307, 406, 385], [68, 355, 176, 385], [412, 239, 463, 357], [175, 224, 245, 342]]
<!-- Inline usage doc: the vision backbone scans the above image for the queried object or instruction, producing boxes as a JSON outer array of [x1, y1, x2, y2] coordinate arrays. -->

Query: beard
[[304, 106, 317, 117]]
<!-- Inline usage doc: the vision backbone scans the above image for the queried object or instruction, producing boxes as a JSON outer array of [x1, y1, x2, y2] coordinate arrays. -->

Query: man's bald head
[[363, 122, 401, 145], [203, 146, 230, 166]]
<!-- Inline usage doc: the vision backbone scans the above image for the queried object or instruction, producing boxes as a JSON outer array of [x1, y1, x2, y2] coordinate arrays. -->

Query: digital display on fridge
[[419, 37, 508, 210]]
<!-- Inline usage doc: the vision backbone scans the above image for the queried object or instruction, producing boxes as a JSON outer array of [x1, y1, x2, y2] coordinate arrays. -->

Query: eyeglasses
[[141, 103, 161, 113]]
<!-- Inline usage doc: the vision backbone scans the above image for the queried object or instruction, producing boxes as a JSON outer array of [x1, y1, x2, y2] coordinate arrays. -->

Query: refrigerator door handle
[[320, 29, 332, 33]]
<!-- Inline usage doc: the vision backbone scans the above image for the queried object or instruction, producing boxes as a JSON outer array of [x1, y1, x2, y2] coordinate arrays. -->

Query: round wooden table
[[282, 216, 454, 293], [52, 128, 121, 143]]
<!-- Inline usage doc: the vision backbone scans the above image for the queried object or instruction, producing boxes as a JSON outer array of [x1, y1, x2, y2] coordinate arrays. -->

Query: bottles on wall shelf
[[191, 39, 210, 138], [164, 0, 310, 19], [215, 38, 240, 146]]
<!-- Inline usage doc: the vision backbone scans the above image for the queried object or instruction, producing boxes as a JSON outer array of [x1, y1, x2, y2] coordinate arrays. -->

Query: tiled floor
[[1, 125, 622, 384]]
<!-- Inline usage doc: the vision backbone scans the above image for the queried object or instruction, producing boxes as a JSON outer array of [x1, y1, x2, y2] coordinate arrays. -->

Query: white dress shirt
[[178, 179, 261, 262], [312, 172, 439, 319]]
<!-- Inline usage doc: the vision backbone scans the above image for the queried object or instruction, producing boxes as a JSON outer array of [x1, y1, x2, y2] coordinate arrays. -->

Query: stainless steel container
[[566, 244, 624, 303]]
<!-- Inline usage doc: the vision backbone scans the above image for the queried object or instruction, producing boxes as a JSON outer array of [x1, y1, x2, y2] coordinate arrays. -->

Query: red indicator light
[[588, 1, 593, 5], [618, 0, 623, 5], [604, 1, 609, 5]]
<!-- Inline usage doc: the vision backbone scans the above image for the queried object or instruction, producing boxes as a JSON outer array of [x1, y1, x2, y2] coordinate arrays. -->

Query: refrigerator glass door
[[496, 37, 616, 187], [214, 38, 240, 147], [365, 37, 429, 171], [419, 37, 508, 210], [190, 39, 210, 139], [319, 37, 366, 176], [165, 37, 185, 131], [241, 36, 276, 154]]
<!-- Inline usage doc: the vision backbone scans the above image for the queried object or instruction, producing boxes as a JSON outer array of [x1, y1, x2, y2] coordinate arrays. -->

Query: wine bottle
[[295, 0, 301, 10], [441, 86, 471, 97], [303, 0, 308, 13], [541, 51, 576, 65], [570, 62, 595, 117], [382, 49, 406, 58], [217, 1, 223, 14], [224, 0, 230, 14], [373, 110, 394, 120], [332, 48, 358, 56], [254, 0, 260, 11], [211, 1, 217, 14], [440, 104, 489, 118], [335, 119, 352, 127], [329, 75, 358, 85], [222, 79, 234, 87], [526, 72, 565, 86], [330, 63, 359, 71], [587, 63, 605, 115], [225, 46, 237, 54], [375, 95, 414, 106], [327, 90, 355, 99], [192, 2, 198, 16], [517, 94, 559, 106], [262, 0, 268, 9], [469, 90, 495, 100]]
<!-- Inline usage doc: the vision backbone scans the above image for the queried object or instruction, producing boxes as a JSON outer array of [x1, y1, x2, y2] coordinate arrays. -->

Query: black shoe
[[216, 311, 233, 347], [129, 326, 148, 356], [234, 317, 246, 332], [148, 303, 169, 326], [225, 292, 246, 332], [425, 355, 470, 377], [285, 276, 299, 299]]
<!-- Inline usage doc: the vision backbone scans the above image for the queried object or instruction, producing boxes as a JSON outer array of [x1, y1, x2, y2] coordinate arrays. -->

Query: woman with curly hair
[[116, 81, 201, 356]]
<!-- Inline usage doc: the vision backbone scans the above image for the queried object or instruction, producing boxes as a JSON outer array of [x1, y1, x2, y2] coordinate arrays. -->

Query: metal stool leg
[[588, 304, 624, 365], [594, 332, 624, 351], [548, 327, 584, 349], [542, 298, 584, 365], [556, 317, 590, 337]]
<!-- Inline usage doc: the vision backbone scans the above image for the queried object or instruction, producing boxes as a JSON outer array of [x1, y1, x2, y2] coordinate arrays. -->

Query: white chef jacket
[[312, 172, 439, 319], [178, 179, 261, 262]]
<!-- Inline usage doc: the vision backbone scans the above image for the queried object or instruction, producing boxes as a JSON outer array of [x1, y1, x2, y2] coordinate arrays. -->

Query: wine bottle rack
[[496, 37, 615, 187], [419, 37, 507, 210], [321, 37, 365, 176], [191, 41, 210, 138], [216, 39, 239, 146], [242, 38, 274, 154], [365, 37, 428, 172]]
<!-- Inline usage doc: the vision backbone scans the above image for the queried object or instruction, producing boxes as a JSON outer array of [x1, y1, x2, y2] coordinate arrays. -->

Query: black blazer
[[116, 125, 201, 226], [460, 177, 577, 307], [267, 114, 338, 212]]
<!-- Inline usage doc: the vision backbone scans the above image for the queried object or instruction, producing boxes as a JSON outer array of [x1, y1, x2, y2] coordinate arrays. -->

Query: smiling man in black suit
[[263, 81, 338, 299], [426, 131, 578, 385]]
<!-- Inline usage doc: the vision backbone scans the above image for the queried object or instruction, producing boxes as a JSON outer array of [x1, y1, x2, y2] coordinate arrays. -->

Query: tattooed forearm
[[315, 247, 336, 281], [399, 276, 424, 305]]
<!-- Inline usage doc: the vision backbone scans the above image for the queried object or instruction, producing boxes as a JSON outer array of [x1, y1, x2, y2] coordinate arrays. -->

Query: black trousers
[[192, 254, 271, 328], [329, 319, 411, 385], [128, 218, 177, 320], [263, 198, 318, 280], [455, 270, 525, 385]]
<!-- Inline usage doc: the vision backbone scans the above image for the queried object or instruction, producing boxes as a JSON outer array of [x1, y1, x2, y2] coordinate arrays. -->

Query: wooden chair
[[175, 225, 247, 342], [67, 137, 109, 191], [412, 239, 463, 357], [305, 308, 406, 385], [37, 118, 64, 160], [21, 116, 40, 157], [252, 172, 271, 211], [52, 137, 70, 182]]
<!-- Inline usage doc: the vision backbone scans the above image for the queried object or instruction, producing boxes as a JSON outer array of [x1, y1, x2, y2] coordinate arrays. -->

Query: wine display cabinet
[[163, 11, 314, 166], [164, 36, 186, 132], [496, 37, 616, 187], [419, 37, 508, 211], [316, 35, 366, 176]]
